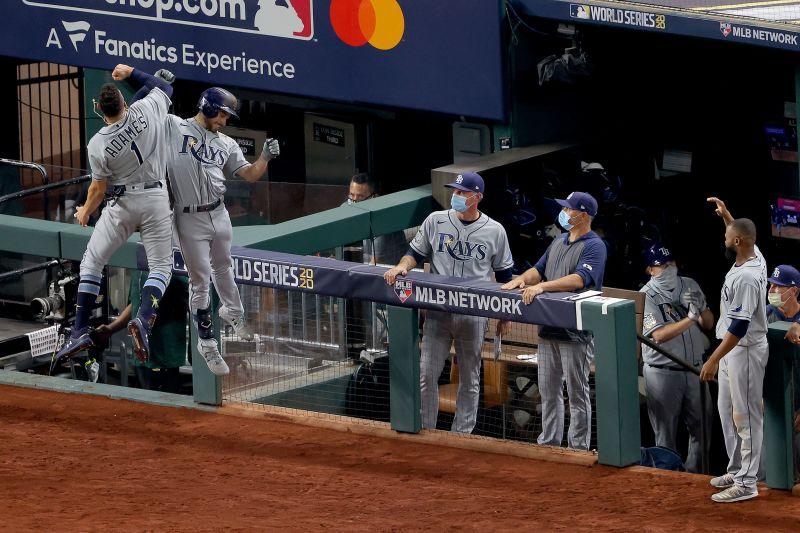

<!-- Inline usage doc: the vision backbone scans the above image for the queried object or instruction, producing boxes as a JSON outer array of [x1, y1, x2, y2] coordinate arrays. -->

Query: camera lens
[[30, 295, 63, 319]]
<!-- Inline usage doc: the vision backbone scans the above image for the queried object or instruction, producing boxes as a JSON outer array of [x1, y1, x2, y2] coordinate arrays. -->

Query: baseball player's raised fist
[[112, 64, 134, 81], [261, 138, 280, 161], [501, 277, 524, 291], [383, 266, 407, 285]]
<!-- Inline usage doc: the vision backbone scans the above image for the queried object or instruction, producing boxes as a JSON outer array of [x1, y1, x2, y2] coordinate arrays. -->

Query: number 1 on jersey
[[130, 141, 143, 165]]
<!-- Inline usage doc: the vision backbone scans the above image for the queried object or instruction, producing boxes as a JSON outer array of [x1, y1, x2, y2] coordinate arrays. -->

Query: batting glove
[[680, 289, 706, 313], [154, 69, 176, 84], [261, 138, 280, 161], [687, 302, 701, 322]]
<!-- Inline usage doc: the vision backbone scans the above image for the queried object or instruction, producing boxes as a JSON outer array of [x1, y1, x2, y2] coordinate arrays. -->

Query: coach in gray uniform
[[503, 192, 607, 450], [384, 172, 514, 433], [640, 244, 713, 473], [701, 197, 769, 503], [55, 64, 174, 364]]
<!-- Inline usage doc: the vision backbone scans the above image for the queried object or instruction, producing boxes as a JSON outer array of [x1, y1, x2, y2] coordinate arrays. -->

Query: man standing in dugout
[[502, 192, 607, 450]]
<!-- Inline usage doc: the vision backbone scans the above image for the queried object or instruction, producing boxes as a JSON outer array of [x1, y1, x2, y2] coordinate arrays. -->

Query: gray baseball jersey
[[409, 209, 514, 279], [641, 276, 707, 366], [164, 116, 249, 207], [87, 87, 171, 186], [716, 246, 768, 345]]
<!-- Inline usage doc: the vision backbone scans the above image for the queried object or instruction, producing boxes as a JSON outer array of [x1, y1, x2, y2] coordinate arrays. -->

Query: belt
[[647, 363, 696, 372], [182, 198, 222, 213], [115, 181, 163, 193]]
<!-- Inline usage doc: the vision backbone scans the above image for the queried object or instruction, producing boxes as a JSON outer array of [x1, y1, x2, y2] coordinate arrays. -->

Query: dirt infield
[[2, 385, 799, 532]]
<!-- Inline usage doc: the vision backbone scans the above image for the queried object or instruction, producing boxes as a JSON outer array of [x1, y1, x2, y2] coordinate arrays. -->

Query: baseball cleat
[[198, 338, 229, 376], [54, 327, 94, 361], [711, 485, 757, 503], [218, 306, 254, 341], [127, 317, 151, 363], [709, 473, 735, 489]]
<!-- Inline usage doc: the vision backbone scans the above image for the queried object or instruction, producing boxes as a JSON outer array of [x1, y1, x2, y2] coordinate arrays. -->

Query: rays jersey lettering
[[103, 110, 149, 158], [410, 209, 513, 280], [436, 232, 487, 261], [179, 135, 228, 166]]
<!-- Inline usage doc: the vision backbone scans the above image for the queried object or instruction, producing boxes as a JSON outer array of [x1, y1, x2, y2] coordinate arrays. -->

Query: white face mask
[[768, 288, 792, 307]]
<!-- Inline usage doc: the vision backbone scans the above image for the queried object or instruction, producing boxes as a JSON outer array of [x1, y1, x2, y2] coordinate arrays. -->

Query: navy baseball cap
[[768, 265, 800, 287], [445, 172, 484, 194], [644, 244, 674, 267], [555, 191, 598, 217]]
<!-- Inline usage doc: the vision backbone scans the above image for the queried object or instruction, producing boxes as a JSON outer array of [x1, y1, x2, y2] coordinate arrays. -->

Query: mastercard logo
[[330, 0, 405, 50]]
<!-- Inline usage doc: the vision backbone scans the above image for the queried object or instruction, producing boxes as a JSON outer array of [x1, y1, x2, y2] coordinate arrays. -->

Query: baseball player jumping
[[127, 76, 279, 376], [701, 197, 769, 503], [55, 65, 174, 364], [383, 172, 514, 433]]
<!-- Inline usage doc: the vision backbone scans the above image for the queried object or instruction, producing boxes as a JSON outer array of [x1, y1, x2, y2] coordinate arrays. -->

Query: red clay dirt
[[2, 384, 799, 532]]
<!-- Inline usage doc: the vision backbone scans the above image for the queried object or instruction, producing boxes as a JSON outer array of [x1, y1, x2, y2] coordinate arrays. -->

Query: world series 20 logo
[[394, 279, 412, 303]]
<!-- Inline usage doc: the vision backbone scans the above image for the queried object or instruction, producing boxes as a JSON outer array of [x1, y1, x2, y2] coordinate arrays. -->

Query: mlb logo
[[394, 280, 413, 303], [570, 4, 591, 20], [254, 0, 314, 40], [720, 23, 732, 37]]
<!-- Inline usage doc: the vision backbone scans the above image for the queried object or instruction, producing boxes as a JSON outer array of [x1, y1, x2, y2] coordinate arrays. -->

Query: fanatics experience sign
[[3, 1, 506, 119], [146, 246, 580, 327]]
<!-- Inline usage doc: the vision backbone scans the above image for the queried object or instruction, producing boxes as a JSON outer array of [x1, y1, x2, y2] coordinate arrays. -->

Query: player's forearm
[[698, 308, 714, 330], [238, 159, 268, 182], [397, 255, 417, 271], [519, 267, 542, 286], [537, 273, 584, 293], [707, 332, 740, 364], [84, 180, 107, 214], [108, 304, 132, 332], [650, 319, 694, 344]]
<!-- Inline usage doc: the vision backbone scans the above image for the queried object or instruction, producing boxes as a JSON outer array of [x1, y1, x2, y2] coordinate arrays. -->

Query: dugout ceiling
[[516, 0, 800, 52]]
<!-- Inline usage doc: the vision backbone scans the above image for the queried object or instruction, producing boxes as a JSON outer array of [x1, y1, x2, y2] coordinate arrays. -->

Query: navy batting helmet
[[644, 244, 674, 267], [198, 87, 239, 119]]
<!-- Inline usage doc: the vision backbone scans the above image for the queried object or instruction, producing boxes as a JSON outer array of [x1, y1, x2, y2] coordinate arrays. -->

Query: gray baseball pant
[[420, 310, 487, 433], [537, 339, 593, 450]]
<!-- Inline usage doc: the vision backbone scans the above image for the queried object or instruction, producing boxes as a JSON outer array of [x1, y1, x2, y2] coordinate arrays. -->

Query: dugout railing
[[0, 184, 798, 486]]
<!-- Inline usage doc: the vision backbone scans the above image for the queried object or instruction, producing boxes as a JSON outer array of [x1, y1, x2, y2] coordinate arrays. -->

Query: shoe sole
[[711, 491, 758, 503], [710, 482, 734, 489], [56, 335, 93, 360], [127, 322, 149, 363]]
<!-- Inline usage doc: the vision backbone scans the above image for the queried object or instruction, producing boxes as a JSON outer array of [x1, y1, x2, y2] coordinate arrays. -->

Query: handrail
[[0, 174, 91, 206], [1, 158, 51, 219], [0, 158, 48, 185]]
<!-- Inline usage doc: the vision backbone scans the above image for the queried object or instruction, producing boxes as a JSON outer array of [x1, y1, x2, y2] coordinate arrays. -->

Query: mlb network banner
[[138, 245, 579, 326], [0, 1, 506, 120], [515, 0, 800, 52]]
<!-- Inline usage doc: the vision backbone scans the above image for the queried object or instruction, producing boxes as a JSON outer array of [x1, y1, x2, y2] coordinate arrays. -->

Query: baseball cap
[[768, 265, 800, 287], [555, 191, 598, 217], [644, 244, 674, 267], [445, 172, 484, 194]]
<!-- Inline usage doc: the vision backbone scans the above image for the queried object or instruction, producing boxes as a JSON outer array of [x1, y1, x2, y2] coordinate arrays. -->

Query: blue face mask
[[451, 194, 469, 213], [558, 210, 575, 230]]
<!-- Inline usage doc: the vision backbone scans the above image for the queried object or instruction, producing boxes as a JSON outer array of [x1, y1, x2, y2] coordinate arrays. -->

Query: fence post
[[581, 299, 640, 466], [388, 305, 421, 433], [764, 322, 797, 490], [192, 290, 222, 406]]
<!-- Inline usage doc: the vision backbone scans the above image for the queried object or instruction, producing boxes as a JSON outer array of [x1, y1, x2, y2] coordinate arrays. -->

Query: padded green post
[[387, 305, 421, 433], [764, 322, 797, 490], [581, 299, 640, 466], [192, 290, 222, 405]]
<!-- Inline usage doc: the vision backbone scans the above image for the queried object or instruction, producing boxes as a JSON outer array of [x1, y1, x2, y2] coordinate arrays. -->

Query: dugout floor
[[2, 383, 799, 531]]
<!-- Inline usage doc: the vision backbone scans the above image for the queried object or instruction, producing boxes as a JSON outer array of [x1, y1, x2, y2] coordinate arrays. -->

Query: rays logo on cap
[[456, 175, 463, 184], [394, 279, 413, 303], [773, 267, 781, 278]]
